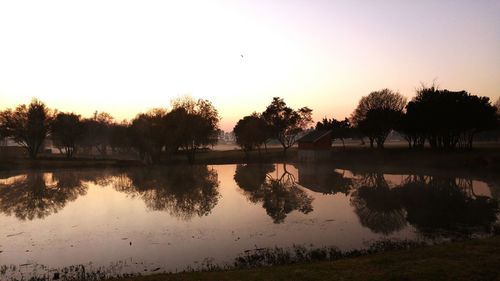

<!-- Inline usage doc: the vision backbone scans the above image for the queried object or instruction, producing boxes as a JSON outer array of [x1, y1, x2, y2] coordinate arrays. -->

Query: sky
[[0, 0, 499, 131]]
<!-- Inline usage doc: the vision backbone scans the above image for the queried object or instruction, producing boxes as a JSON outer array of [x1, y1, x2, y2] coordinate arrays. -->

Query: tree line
[[233, 86, 499, 153], [316, 85, 499, 149], [1, 85, 499, 161], [0, 97, 219, 162]]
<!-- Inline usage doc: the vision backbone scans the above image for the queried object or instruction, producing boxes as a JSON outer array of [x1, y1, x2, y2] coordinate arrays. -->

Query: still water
[[0, 164, 499, 279]]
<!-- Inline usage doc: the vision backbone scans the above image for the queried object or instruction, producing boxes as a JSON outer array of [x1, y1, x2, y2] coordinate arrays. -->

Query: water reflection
[[296, 165, 353, 195], [0, 171, 88, 220], [395, 176, 499, 237], [0, 164, 499, 279], [114, 166, 220, 220], [234, 164, 314, 223], [0, 164, 498, 237], [350, 172, 407, 235], [313, 170, 500, 237]]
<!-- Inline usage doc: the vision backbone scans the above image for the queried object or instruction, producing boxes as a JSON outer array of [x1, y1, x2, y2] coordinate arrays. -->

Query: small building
[[297, 130, 332, 162]]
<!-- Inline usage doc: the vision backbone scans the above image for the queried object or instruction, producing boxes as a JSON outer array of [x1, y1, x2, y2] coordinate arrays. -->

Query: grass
[[112, 236, 500, 281], [0, 157, 142, 171], [327, 143, 500, 174], [1, 142, 500, 172]]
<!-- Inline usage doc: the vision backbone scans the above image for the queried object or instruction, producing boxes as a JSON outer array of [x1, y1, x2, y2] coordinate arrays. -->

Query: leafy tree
[[495, 97, 500, 128], [351, 89, 406, 148], [316, 118, 351, 148], [351, 89, 406, 127], [358, 108, 403, 148], [129, 109, 169, 163], [109, 121, 132, 154], [233, 113, 269, 157], [403, 86, 497, 149], [396, 110, 426, 148], [171, 97, 220, 163], [262, 97, 312, 155], [51, 112, 84, 158], [0, 99, 53, 158]]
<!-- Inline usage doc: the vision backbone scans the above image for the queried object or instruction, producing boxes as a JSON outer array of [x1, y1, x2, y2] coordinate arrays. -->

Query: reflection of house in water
[[296, 164, 353, 195], [297, 130, 332, 162]]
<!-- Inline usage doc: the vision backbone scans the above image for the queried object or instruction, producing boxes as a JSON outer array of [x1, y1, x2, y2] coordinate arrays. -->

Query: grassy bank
[[113, 236, 500, 281], [327, 144, 500, 173], [0, 157, 142, 172], [1, 143, 500, 172]]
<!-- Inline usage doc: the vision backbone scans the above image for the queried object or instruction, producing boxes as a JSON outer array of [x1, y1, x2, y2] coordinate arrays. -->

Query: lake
[[1, 164, 499, 279]]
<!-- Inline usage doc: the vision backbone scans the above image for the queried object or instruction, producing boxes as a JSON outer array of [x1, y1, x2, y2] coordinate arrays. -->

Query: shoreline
[[1, 145, 500, 174], [109, 235, 500, 281]]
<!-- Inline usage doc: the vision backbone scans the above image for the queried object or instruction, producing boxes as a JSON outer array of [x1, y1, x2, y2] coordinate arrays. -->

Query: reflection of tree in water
[[234, 164, 313, 223], [350, 172, 499, 237], [234, 164, 275, 200], [485, 178, 500, 202], [0, 171, 88, 220], [114, 166, 220, 220], [395, 176, 499, 237], [350, 172, 407, 235]]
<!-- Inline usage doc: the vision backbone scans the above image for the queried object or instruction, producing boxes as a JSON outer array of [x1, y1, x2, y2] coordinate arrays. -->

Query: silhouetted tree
[[129, 109, 169, 163], [396, 110, 426, 148], [494, 97, 500, 112], [316, 118, 351, 148], [171, 97, 220, 163], [0, 99, 53, 158], [351, 89, 406, 148], [109, 121, 132, 154], [80, 111, 114, 157], [51, 112, 84, 158], [262, 97, 313, 155], [233, 113, 269, 157], [403, 86, 497, 149], [358, 108, 403, 148], [351, 89, 406, 126]]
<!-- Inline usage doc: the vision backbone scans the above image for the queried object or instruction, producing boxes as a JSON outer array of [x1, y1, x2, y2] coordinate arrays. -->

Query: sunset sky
[[1, 0, 499, 131]]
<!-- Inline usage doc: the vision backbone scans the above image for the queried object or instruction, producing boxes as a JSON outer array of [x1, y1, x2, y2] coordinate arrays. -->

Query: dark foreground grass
[[113, 236, 500, 281]]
